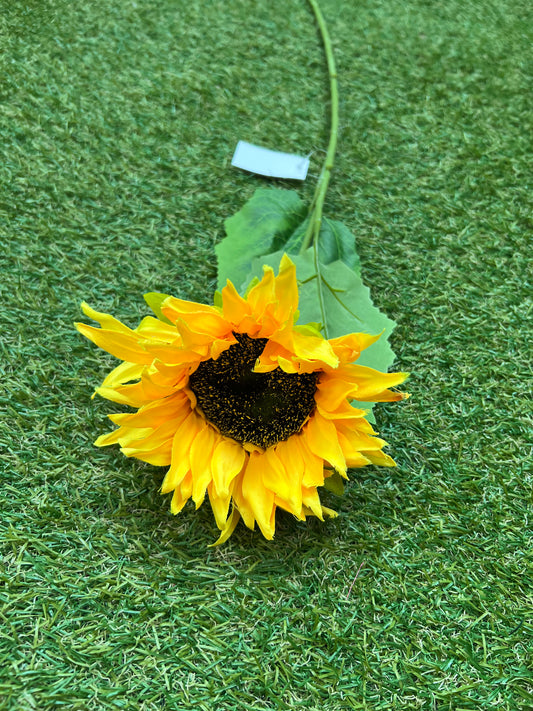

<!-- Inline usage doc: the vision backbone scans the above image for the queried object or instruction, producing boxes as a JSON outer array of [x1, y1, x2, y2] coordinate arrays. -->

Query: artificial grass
[[0, 0, 531, 709]]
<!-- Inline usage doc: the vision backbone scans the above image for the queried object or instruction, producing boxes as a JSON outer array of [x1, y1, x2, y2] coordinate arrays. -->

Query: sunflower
[[76, 255, 408, 543]]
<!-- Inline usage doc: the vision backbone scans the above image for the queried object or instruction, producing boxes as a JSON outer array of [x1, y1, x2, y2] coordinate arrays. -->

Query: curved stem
[[300, 0, 339, 254]]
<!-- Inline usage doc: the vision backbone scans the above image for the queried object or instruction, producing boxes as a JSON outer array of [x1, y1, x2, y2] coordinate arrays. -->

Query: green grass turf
[[1, 0, 531, 708]]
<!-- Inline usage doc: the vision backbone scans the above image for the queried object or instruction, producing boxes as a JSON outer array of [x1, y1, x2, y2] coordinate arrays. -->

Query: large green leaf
[[215, 188, 307, 290]]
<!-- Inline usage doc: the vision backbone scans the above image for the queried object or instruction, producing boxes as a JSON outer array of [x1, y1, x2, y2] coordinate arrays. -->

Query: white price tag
[[231, 140, 309, 180]]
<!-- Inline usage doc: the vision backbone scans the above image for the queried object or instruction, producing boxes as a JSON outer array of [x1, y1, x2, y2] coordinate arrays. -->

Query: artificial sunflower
[[76, 255, 408, 543]]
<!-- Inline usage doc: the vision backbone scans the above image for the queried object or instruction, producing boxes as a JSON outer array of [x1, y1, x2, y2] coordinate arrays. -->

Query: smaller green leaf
[[276, 216, 361, 271], [144, 292, 174, 325], [323, 471, 345, 495], [317, 218, 361, 271]]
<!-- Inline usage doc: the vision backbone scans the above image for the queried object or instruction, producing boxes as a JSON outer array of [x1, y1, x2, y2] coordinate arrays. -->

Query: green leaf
[[319, 218, 361, 271], [215, 188, 307, 290], [143, 292, 174, 325], [274, 215, 308, 253], [323, 471, 345, 495], [276, 216, 361, 272]]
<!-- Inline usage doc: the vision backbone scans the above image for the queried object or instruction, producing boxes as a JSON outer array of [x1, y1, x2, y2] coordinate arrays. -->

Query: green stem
[[300, 0, 339, 254]]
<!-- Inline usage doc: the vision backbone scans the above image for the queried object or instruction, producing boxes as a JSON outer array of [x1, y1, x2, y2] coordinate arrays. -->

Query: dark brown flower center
[[188, 333, 318, 449]]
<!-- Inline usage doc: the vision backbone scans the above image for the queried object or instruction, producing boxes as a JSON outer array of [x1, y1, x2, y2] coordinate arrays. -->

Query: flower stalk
[[300, 0, 339, 255]]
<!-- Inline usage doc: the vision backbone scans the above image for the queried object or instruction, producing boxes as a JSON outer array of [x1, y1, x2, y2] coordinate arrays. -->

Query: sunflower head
[[76, 255, 408, 543]]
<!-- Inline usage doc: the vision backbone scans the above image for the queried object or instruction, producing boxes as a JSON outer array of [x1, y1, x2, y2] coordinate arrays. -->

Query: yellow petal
[[122, 438, 173, 466], [320, 505, 338, 519], [231, 474, 255, 531], [211, 438, 246, 497], [207, 481, 234, 530], [255, 342, 298, 373], [161, 296, 222, 324], [297, 435, 326, 488], [142, 340, 205, 365], [134, 369, 179, 401], [170, 472, 193, 514], [95, 383, 150, 408], [94, 427, 137, 447], [301, 487, 324, 520], [317, 400, 370, 422], [336, 432, 373, 468], [315, 375, 358, 412], [174, 318, 221, 349], [162, 460, 190, 495], [149, 361, 190, 386], [136, 315, 178, 342], [240, 452, 276, 539], [328, 332, 382, 363], [161, 412, 199, 492], [274, 495, 305, 520], [96, 424, 152, 449], [117, 415, 184, 452], [108, 391, 190, 429], [210, 506, 241, 546], [305, 411, 347, 475], [221, 280, 251, 326], [94, 385, 144, 407], [271, 327, 338, 370], [335, 423, 387, 454], [263, 443, 302, 516], [100, 361, 144, 390], [210, 336, 236, 360], [80, 302, 134, 334], [190, 425, 216, 507], [246, 267, 276, 321], [272, 254, 298, 323], [76, 323, 153, 364], [361, 450, 397, 467], [345, 365, 409, 401]]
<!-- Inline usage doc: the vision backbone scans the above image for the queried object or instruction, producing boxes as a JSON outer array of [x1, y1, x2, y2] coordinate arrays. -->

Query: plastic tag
[[231, 140, 309, 180]]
